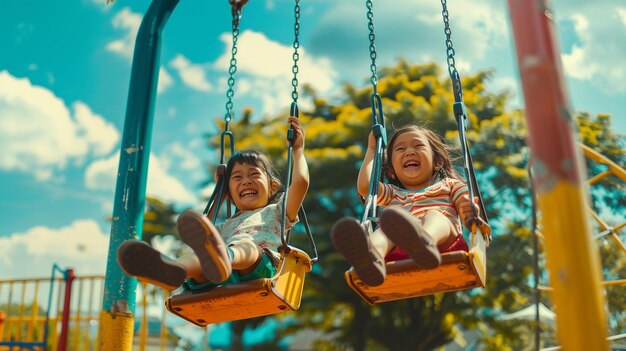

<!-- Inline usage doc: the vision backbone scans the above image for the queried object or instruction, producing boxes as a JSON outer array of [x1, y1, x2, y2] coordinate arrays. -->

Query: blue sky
[[1, 0, 625, 280]]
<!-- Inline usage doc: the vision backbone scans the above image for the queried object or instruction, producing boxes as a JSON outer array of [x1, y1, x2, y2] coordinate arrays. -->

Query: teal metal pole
[[102, 0, 179, 315]]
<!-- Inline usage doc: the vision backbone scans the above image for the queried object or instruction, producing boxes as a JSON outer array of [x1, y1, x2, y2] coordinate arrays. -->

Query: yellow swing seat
[[346, 228, 488, 304], [166, 246, 312, 327]]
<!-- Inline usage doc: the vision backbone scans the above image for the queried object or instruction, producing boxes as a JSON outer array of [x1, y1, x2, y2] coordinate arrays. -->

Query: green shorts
[[183, 252, 277, 292]]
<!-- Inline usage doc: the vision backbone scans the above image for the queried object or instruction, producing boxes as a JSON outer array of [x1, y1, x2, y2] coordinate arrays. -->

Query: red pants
[[385, 235, 469, 262]]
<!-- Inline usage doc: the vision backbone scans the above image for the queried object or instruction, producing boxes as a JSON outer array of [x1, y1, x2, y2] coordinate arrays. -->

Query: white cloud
[[0, 220, 109, 279], [160, 142, 203, 179], [73, 102, 120, 156], [85, 152, 197, 205], [106, 8, 173, 94], [0, 71, 120, 181], [618, 8, 626, 28], [556, 2, 626, 93], [169, 54, 213, 92], [158, 67, 174, 94], [309, 0, 507, 82], [105, 7, 141, 59], [148, 155, 198, 205], [84, 153, 119, 191], [489, 75, 521, 109], [213, 30, 338, 115]]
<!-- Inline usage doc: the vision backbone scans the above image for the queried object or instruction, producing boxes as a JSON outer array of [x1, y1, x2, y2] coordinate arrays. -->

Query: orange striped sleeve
[[377, 183, 393, 206], [449, 178, 469, 205]]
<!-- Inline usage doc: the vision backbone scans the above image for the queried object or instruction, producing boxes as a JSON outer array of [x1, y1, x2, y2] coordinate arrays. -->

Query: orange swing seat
[[166, 246, 312, 327], [345, 228, 489, 304]]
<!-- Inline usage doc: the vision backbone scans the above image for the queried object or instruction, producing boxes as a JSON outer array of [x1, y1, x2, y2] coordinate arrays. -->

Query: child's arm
[[357, 131, 383, 198], [457, 194, 478, 229], [285, 116, 310, 221], [457, 194, 492, 237]]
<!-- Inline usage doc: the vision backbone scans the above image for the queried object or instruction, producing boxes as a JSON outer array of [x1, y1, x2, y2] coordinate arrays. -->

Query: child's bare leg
[[229, 240, 263, 275], [379, 208, 442, 269], [369, 227, 394, 258], [177, 253, 205, 282], [420, 210, 457, 248]]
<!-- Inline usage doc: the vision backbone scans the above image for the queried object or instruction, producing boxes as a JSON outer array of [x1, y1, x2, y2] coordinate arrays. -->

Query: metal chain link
[[440, 0, 463, 102], [291, 0, 301, 106], [366, 0, 378, 92], [224, 8, 241, 129]]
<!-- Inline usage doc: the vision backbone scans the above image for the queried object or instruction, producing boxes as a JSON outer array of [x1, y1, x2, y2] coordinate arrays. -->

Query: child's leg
[[177, 209, 232, 283], [117, 240, 186, 291], [421, 210, 469, 253], [177, 254, 205, 281], [379, 208, 443, 269], [421, 210, 459, 248], [228, 240, 263, 275], [228, 240, 279, 282], [331, 217, 387, 286]]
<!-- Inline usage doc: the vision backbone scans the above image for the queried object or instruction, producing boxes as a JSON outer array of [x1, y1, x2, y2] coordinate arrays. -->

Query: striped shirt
[[377, 178, 468, 235]]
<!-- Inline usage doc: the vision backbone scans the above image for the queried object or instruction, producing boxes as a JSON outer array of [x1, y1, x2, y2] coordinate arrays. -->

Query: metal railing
[[0, 271, 172, 350]]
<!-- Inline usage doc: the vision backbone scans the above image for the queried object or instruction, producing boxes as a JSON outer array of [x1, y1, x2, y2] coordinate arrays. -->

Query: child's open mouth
[[403, 160, 420, 169], [239, 189, 257, 198]]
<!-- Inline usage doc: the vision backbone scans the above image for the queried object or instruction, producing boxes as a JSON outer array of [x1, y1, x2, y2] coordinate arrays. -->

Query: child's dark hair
[[224, 150, 283, 204], [384, 125, 461, 187]]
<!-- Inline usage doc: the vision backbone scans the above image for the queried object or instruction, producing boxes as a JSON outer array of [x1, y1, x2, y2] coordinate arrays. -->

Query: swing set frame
[[99, 0, 614, 350]]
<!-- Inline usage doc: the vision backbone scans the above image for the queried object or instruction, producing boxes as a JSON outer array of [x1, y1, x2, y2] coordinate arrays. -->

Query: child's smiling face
[[388, 129, 437, 190], [228, 162, 275, 211]]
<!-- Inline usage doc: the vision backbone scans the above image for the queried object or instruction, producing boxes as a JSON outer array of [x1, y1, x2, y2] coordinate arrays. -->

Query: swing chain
[[224, 8, 242, 129], [440, 0, 463, 103], [291, 0, 301, 107], [365, 0, 378, 92], [362, 0, 386, 223], [365, 0, 384, 130]]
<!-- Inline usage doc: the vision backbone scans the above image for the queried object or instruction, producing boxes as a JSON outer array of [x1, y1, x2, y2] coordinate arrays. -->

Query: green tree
[[142, 196, 179, 245]]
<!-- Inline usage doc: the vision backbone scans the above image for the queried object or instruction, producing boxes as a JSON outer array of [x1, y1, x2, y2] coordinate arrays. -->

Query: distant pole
[[507, 1, 609, 350], [98, 0, 179, 350], [58, 269, 75, 351]]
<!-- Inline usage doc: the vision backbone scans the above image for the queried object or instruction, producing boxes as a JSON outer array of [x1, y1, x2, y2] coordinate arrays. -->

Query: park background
[[1, 0, 625, 349]]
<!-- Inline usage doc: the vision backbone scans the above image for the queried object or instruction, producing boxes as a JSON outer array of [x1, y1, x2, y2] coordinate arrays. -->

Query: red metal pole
[[57, 269, 75, 351], [0, 310, 5, 341], [507, 1, 609, 350]]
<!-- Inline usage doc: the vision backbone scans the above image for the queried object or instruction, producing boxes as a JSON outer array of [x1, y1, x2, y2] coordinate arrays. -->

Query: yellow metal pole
[[507, 1, 609, 349], [160, 289, 169, 351], [140, 283, 148, 351], [581, 144, 626, 182], [27, 281, 40, 341], [98, 311, 134, 350]]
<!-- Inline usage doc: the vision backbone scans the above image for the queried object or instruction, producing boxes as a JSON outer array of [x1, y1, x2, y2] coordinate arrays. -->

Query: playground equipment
[[100, 0, 316, 347], [0, 271, 176, 351], [96, 0, 621, 349], [0, 265, 75, 351], [166, 0, 317, 327], [508, 0, 612, 349], [166, 246, 312, 326], [342, 0, 491, 304], [529, 143, 626, 350]]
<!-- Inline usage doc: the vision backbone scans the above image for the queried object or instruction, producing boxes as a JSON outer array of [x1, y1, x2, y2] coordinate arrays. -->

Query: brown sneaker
[[331, 217, 386, 286], [117, 240, 186, 291], [177, 209, 232, 283], [379, 208, 441, 269]]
